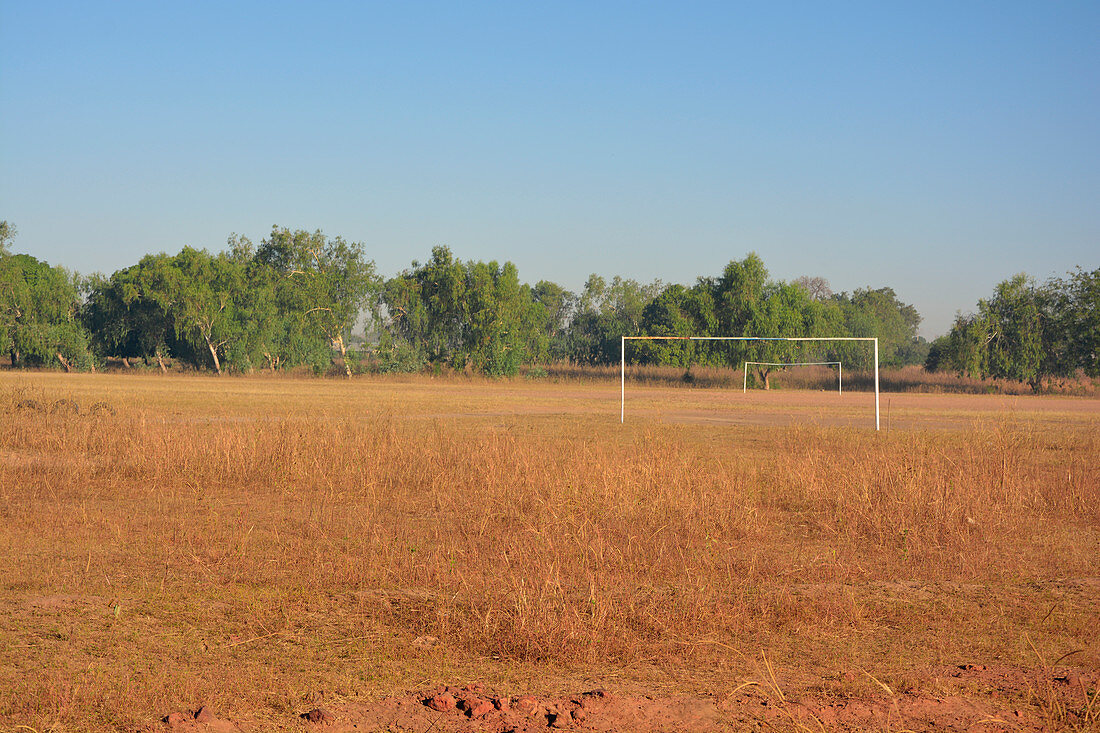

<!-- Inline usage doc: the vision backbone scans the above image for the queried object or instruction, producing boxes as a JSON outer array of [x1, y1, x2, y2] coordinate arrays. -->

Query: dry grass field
[[1, 371, 1098, 732]]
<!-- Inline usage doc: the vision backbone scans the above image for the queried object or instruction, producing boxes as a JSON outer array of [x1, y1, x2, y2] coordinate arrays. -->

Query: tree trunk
[[122, 357, 132, 368], [56, 352, 73, 373], [760, 368, 771, 390], [10, 349, 18, 368], [206, 340, 222, 375], [336, 335, 352, 378]]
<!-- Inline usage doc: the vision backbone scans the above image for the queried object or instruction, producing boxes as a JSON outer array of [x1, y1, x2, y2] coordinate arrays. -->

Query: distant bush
[[375, 341, 428, 374], [524, 365, 549, 380]]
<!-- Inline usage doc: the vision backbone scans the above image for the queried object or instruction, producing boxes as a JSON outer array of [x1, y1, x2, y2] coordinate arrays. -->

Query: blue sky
[[2, 1, 1097, 338]]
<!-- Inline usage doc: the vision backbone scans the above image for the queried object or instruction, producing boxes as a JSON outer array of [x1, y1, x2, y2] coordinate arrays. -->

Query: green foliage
[[635, 284, 705, 366], [169, 246, 250, 373], [81, 228, 378, 375], [0, 222, 93, 371], [381, 247, 551, 376], [83, 264, 171, 366], [383, 246, 469, 368], [983, 275, 1043, 385], [0, 221, 16, 255], [831, 287, 922, 368], [542, 253, 928, 382], [566, 274, 664, 364], [463, 260, 524, 376], [6, 217, 943, 379], [927, 269, 1099, 389], [934, 314, 990, 378], [84, 248, 254, 373], [618, 255, 917, 387], [39, 217, 1100, 391], [1052, 267, 1100, 377], [531, 280, 574, 361], [375, 338, 428, 373], [255, 227, 379, 376], [0, 247, 94, 370]]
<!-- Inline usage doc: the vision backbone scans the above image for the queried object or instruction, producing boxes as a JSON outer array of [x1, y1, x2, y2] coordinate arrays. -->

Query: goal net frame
[[620, 336, 880, 430], [742, 361, 842, 394]]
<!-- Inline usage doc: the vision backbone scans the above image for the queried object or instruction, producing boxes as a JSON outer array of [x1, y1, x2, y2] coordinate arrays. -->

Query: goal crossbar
[[743, 361, 842, 395], [620, 336, 879, 430]]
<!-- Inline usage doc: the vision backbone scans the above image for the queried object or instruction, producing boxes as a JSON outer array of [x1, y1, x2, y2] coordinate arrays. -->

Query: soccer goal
[[742, 361, 842, 394], [620, 336, 880, 430]]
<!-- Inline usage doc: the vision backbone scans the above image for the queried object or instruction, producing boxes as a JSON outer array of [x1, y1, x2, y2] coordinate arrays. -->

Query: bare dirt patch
[[152, 666, 1100, 732]]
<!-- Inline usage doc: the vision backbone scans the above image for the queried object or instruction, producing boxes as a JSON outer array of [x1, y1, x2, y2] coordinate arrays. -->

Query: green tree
[[635, 255, 849, 386], [464, 260, 526, 375], [981, 275, 1044, 387], [637, 284, 712, 366], [92, 247, 255, 374], [255, 227, 379, 376], [382, 249, 551, 375], [714, 254, 769, 334], [567, 274, 663, 364], [832, 287, 922, 368], [1051, 268, 1100, 377], [531, 280, 574, 361], [928, 275, 1049, 390], [222, 234, 282, 372], [0, 221, 16, 255], [1, 252, 93, 371], [944, 314, 991, 378], [743, 280, 834, 389], [164, 247, 250, 374], [382, 246, 468, 369], [83, 261, 175, 371]]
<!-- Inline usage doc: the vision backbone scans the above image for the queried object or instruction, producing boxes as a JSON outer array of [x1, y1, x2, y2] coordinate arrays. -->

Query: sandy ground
[[405, 384, 1100, 432], [158, 663, 1100, 732], [7, 370, 1098, 431]]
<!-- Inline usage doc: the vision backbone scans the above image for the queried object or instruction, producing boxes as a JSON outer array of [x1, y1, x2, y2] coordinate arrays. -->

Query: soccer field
[[2, 372, 1097, 731]]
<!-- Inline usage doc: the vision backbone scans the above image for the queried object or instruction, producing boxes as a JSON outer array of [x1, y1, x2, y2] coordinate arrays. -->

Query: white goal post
[[620, 336, 880, 430], [743, 361, 841, 394]]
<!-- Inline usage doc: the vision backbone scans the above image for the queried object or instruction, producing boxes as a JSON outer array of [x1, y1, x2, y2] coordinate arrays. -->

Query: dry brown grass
[[1, 372, 1098, 731], [542, 362, 1100, 396]]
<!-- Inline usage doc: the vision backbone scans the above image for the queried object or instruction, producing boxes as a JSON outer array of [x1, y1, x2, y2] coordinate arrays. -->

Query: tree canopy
[[77, 228, 378, 375], [927, 269, 1100, 389], [1, 223, 92, 371], [5, 218, 1093, 385]]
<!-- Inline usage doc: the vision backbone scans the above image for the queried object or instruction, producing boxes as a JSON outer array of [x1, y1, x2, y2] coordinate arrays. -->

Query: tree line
[[11, 220, 1091, 388], [377, 245, 926, 382], [925, 269, 1099, 389]]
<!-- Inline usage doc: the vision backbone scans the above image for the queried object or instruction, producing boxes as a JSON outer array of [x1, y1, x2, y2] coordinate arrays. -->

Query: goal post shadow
[[620, 336, 879, 430]]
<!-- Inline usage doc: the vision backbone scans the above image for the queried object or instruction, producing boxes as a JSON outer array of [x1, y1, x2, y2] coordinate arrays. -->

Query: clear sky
[[2, 1, 1097, 338]]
